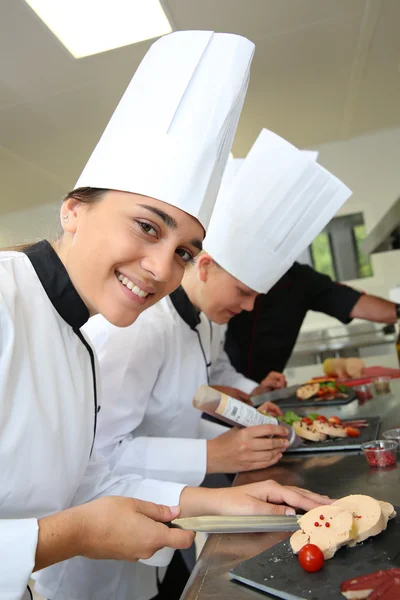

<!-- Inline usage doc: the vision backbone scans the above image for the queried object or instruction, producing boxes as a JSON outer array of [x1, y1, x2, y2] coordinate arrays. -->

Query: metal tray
[[229, 509, 400, 600], [286, 417, 381, 453], [253, 386, 357, 409]]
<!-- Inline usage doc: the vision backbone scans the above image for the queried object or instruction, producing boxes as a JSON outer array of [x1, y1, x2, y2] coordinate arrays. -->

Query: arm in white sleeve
[[209, 323, 258, 394], [115, 435, 207, 486], [0, 519, 38, 600], [88, 314, 207, 485], [86, 313, 167, 451]]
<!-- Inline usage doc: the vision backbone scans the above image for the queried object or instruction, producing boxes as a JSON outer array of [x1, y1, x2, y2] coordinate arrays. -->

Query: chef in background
[[1, 30, 261, 600], [225, 263, 399, 383]]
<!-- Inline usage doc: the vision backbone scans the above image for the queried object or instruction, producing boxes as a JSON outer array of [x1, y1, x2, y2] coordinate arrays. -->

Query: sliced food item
[[332, 495, 387, 546], [346, 426, 361, 438], [345, 358, 365, 378], [340, 569, 400, 600], [291, 505, 356, 559], [368, 577, 400, 599], [328, 416, 342, 425], [378, 501, 397, 525], [313, 420, 348, 438], [293, 420, 327, 442], [296, 383, 320, 401]]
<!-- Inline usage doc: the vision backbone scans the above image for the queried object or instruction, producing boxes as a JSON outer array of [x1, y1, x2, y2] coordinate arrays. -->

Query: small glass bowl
[[361, 440, 398, 468], [354, 384, 373, 402], [372, 376, 391, 396], [382, 428, 400, 443]]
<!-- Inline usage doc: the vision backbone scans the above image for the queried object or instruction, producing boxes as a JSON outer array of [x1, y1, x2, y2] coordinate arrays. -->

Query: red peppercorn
[[314, 522, 319, 527], [319, 515, 325, 520], [325, 522, 330, 528]]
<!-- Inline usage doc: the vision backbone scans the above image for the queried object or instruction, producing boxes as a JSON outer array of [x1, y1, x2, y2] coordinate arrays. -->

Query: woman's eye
[[176, 248, 194, 264], [138, 221, 157, 237]]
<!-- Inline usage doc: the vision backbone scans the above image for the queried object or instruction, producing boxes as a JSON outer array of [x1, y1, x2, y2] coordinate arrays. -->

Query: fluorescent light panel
[[24, 0, 172, 58]]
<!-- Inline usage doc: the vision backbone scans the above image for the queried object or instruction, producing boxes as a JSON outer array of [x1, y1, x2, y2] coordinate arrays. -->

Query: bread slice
[[293, 420, 327, 442]]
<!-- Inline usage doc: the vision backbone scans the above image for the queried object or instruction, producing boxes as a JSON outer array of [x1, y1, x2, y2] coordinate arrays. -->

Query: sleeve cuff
[[0, 518, 38, 600]]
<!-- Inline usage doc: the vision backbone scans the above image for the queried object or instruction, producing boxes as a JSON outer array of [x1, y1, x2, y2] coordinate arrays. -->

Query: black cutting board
[[253, 386, 356, 408], [229, 509, 400, 600], [286, 417, 380, 453]]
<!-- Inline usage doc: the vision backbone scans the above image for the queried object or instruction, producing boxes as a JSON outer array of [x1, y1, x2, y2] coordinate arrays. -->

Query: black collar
[[24, 240, 90, 329], [169, 286, 201, 331]]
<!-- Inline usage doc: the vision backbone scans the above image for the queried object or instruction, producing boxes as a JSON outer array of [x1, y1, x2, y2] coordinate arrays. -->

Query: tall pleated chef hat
[[75, 30, 255, 230], [204, 129, 351, 293]]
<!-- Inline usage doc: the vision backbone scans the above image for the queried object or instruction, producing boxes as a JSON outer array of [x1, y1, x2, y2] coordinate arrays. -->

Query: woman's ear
[[196, 253, 214, 282], [60, 197, 81, 233]]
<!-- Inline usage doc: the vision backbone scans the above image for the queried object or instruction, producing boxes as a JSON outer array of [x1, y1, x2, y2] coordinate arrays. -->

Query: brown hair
[[2, 187, 109, 252]]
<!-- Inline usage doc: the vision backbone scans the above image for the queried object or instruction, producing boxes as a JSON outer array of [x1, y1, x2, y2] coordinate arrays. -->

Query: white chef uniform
[[35, 131, 352, 600], [33, 29, 255, 600], [0, 243, 185, 600]]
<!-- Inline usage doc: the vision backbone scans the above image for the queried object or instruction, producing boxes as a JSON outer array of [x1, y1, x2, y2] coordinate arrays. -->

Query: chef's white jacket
[[0, 243, 185, 600], [36, 286, 258, 600], [86, 286, 258, 486]]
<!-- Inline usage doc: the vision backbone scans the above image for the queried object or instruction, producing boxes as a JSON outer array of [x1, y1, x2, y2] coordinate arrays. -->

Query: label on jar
[[215, 394, 278, 427]]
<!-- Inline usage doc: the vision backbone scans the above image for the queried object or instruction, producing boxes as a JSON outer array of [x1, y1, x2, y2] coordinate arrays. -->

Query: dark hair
[[1, 187, 109, 252]]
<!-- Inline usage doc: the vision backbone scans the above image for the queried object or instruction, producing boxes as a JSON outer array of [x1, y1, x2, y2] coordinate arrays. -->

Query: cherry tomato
[[301, 417, 313, 426], [298, 544, 325, 573], [317, 390, 326, 397], [315, 415, 327, 422], [346, 426, 361, 437], [328, 416, 342, 425]]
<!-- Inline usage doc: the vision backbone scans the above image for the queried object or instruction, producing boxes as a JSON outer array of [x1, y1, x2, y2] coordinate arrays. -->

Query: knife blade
[[251, 384, 301, 406], [170, 515, 300, 533]]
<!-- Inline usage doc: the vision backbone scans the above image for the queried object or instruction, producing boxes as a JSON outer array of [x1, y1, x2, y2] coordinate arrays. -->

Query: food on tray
[[340, 568, 400, 599], [296, 380, 350, 401], [291, 505, 356, 559], [290, 495, 396, 562], [296, 383, 320, 400], [332, 496, 388, 546], [313, 420, 347, 438], [278, 411, 363, 441], [293, 421, 327, 442], [297, 543, 325, 572], [323, 357, 365, 379]]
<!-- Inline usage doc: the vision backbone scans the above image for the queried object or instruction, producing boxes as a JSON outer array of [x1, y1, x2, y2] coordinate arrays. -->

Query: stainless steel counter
[[181, 382, 400, 600]]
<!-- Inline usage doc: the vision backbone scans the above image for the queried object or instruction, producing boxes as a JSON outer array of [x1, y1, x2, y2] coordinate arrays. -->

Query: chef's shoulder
[[0, 249, 33, 303], [83, 296, 175, 352]]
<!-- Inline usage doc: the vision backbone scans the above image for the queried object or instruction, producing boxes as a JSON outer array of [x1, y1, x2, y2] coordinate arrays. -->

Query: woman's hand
[[180, 480, 332, 518], [207, 424, 289, 473], [260, 371, 287, 390], [35, 497, 195, 571], [256, 400, 283, 417]]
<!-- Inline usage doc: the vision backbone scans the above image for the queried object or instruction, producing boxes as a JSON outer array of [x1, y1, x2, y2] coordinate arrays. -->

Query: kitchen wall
[[301, 125, 400, 332], [0, 201, 60, 248]]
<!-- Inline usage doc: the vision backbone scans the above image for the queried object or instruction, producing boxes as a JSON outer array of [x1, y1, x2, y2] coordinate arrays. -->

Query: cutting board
[[229, 509, 400, 600], [286, 417, 380, 453], [253, 387, 356, 409]]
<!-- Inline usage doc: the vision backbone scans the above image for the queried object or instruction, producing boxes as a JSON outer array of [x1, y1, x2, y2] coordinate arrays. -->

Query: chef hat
[[75, 31, 255, 229], [204, 129, 351, 292]]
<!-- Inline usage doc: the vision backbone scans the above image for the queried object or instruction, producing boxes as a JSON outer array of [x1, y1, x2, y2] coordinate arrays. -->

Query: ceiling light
[[24, 0, 172, 59], [229, 152, 234, 159]]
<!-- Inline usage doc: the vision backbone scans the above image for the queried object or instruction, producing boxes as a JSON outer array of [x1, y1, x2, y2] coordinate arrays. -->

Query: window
[[300, 213, 373, 281]]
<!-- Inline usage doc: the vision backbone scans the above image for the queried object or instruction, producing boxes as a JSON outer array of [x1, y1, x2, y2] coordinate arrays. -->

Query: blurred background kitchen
[[1, 0, 400, 386]]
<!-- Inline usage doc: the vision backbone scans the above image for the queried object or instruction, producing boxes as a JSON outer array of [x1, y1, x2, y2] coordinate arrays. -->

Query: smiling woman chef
[[0, 30, 333, 600], [34, 132, 352, 600]]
